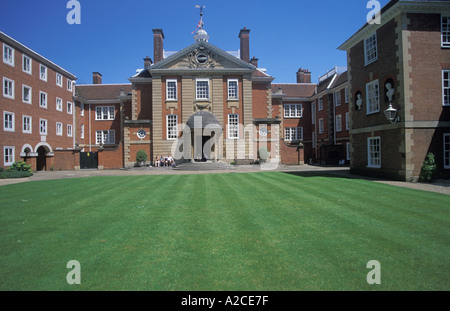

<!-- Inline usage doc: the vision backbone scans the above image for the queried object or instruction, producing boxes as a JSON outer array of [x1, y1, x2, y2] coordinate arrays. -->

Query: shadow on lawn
[[281, 170, 355, 180]]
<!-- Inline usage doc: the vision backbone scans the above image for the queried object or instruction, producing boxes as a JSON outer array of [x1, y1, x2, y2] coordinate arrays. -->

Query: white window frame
[[364, 32, 378, 65], [166, 114, 178, 140], [22, 55, 32, 74], [346, 112, 350, 131], [67, 79, 73, 91], [39, 91, 47, 108], [40, 64, 47, 81], [443, 70, 450, 106], [56, 122, 63, 136], [56, 73, 63, 87], [318, 98, 323, 111], [367, 137, 381, 168], [80, 103, 84, 116], [56, 98, 63, 111], [319, 118, 324, 134], [196, 79, 210, 101], [346, 142, 351, 161], [39, 119, 47, 135], [166, 79, 178, 100], [96, 130, 115, 145], [22, 84, 32, 104], [228, 114, 239, 139], [335, 114, 342, 132], [312, 132, 317, 148], [284, 127, 303, 142], [3, 146, 15, 166], [80, 124, 84, 139], [335, 91, 341, 107], [366, 80, 380, 114], [311, 101, 316, 125], [442, 15, 450, 48], [345, 87, 349, 104], [67, 124, 73, 137], [444, 133, 450, 169], [95, 106, 115, 120], [284, 104, 303, 118], [23, 115, 32, 134], [3, 77, 14, 99], [227, 79, 239, 100], [3, 111, 15, 132], [3, 43, 14, 67], [67, 101, 73, 115]]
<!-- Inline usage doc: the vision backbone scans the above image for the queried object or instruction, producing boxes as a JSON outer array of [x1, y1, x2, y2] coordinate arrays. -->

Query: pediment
[[150, 41, 255, 72]]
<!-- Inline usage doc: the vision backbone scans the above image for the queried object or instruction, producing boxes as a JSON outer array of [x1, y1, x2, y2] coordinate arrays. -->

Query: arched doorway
[[36, 146, 47, 171], [186, 111, 222, 161]]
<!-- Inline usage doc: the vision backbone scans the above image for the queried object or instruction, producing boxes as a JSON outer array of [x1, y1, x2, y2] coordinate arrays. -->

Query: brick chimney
[[152, 29, 165, 64], [144, 56, 153, 69], [239, 27, 250, 63], [250, 57, 258, 68], [296, 68, 311, 83], [93, 72, 102, 84]]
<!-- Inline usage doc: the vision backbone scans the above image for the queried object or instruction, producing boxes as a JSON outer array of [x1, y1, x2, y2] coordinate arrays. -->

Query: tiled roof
[[272, 83, 316, 98], [75, 84, 132, 100]]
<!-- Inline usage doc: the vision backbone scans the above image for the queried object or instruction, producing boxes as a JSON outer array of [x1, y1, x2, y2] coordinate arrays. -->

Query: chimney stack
[[144, 56, 153, 69], [250, 57, 259, 68], [296, 68, 311, 83], [239, 27, 250, 63], [93, 72, 102, 84], [152, 29, 165, 64]]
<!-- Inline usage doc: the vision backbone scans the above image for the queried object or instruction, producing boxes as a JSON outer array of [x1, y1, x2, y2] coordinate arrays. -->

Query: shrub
[[419, 153, 437, 182], [7, 161, 32, 173], [136, 150, 148, 165], [0, 170, 33, 179]]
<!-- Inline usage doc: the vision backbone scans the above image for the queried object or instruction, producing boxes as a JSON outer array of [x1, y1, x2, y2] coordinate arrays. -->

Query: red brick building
[[339, 0, 450, 181], [1, 31, 77, 171]]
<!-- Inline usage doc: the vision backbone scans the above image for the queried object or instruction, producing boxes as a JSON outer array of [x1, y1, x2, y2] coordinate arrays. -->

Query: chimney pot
[[93, 72, 102, 84], [153, 29, 165, 63], [239, 28, 251, 63]]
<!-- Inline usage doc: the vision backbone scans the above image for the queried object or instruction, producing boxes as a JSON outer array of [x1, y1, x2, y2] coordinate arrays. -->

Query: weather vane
[[192, 4, 206, 34]]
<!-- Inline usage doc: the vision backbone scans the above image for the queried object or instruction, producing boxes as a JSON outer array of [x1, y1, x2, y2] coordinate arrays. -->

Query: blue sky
[[0, 0, 390, 84]]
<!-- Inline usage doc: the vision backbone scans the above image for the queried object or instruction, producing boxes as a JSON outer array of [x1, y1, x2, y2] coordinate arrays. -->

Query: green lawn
[[0, 172, 448, 291]]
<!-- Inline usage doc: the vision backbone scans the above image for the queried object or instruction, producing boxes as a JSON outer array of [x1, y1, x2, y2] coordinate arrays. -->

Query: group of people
[[154, 155, 176, 168]]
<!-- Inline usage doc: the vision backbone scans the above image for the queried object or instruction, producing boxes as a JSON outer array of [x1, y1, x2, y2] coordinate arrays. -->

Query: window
[[96, 130, 115, 145], [284, 104, 303, 118], [80, 124, 84, 139], [443, 70, 450, 106], [80, 103, 84, 116], [319, 118, 324, 134], [442, 15, 450, 48], [336, 114, 342, 132], [39, 91, 47, 108], [345, 87, 349, 104], [228, 79, 239, 100], [95, 106, 115, 120], [346, 142, 351, 161], [3, 111, 14, 132], [39, 119, 47, 135], [167, 115, 178, 140], [3, 77, 14, 99], [166, 79, 177, 100], [364, 33, 378, 65], [346, 112, 350, 130], [284, 127, 303, 141], [56, 122, 63, 136], [56, 98, 63, 111], [335, 91, 341, 107], [67, 79, 73, 91], [366, 80, 380, 114], [67, 124, 73, 137], [3, 43, 14, 66], [311, 101, 316, 124], [228, 114, 239, 139], [312, 132, 317, 148], [3, 146, 14, 166], [22, 85, 32, 104], [196, 79, 209, 100], [22, 115, 31, 134], [40, 64, 47, 81], [368, 137, 381, 168], [318, 98, 323, 111], [56, 73, 63, 87], [444, 134, 450, 169], [23, 55, 32, 74], [67, 102, 73, 114]]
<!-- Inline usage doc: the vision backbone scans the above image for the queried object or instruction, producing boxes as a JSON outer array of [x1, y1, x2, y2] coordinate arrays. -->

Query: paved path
[[0, 164, 448, 195]]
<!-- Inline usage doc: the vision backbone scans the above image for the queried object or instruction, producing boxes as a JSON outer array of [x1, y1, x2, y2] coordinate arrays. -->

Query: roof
[[75, 84, 132, 101], [0, 31, 77, 80], [316, 71, 348, 94], [271, 83, 317, 98]]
